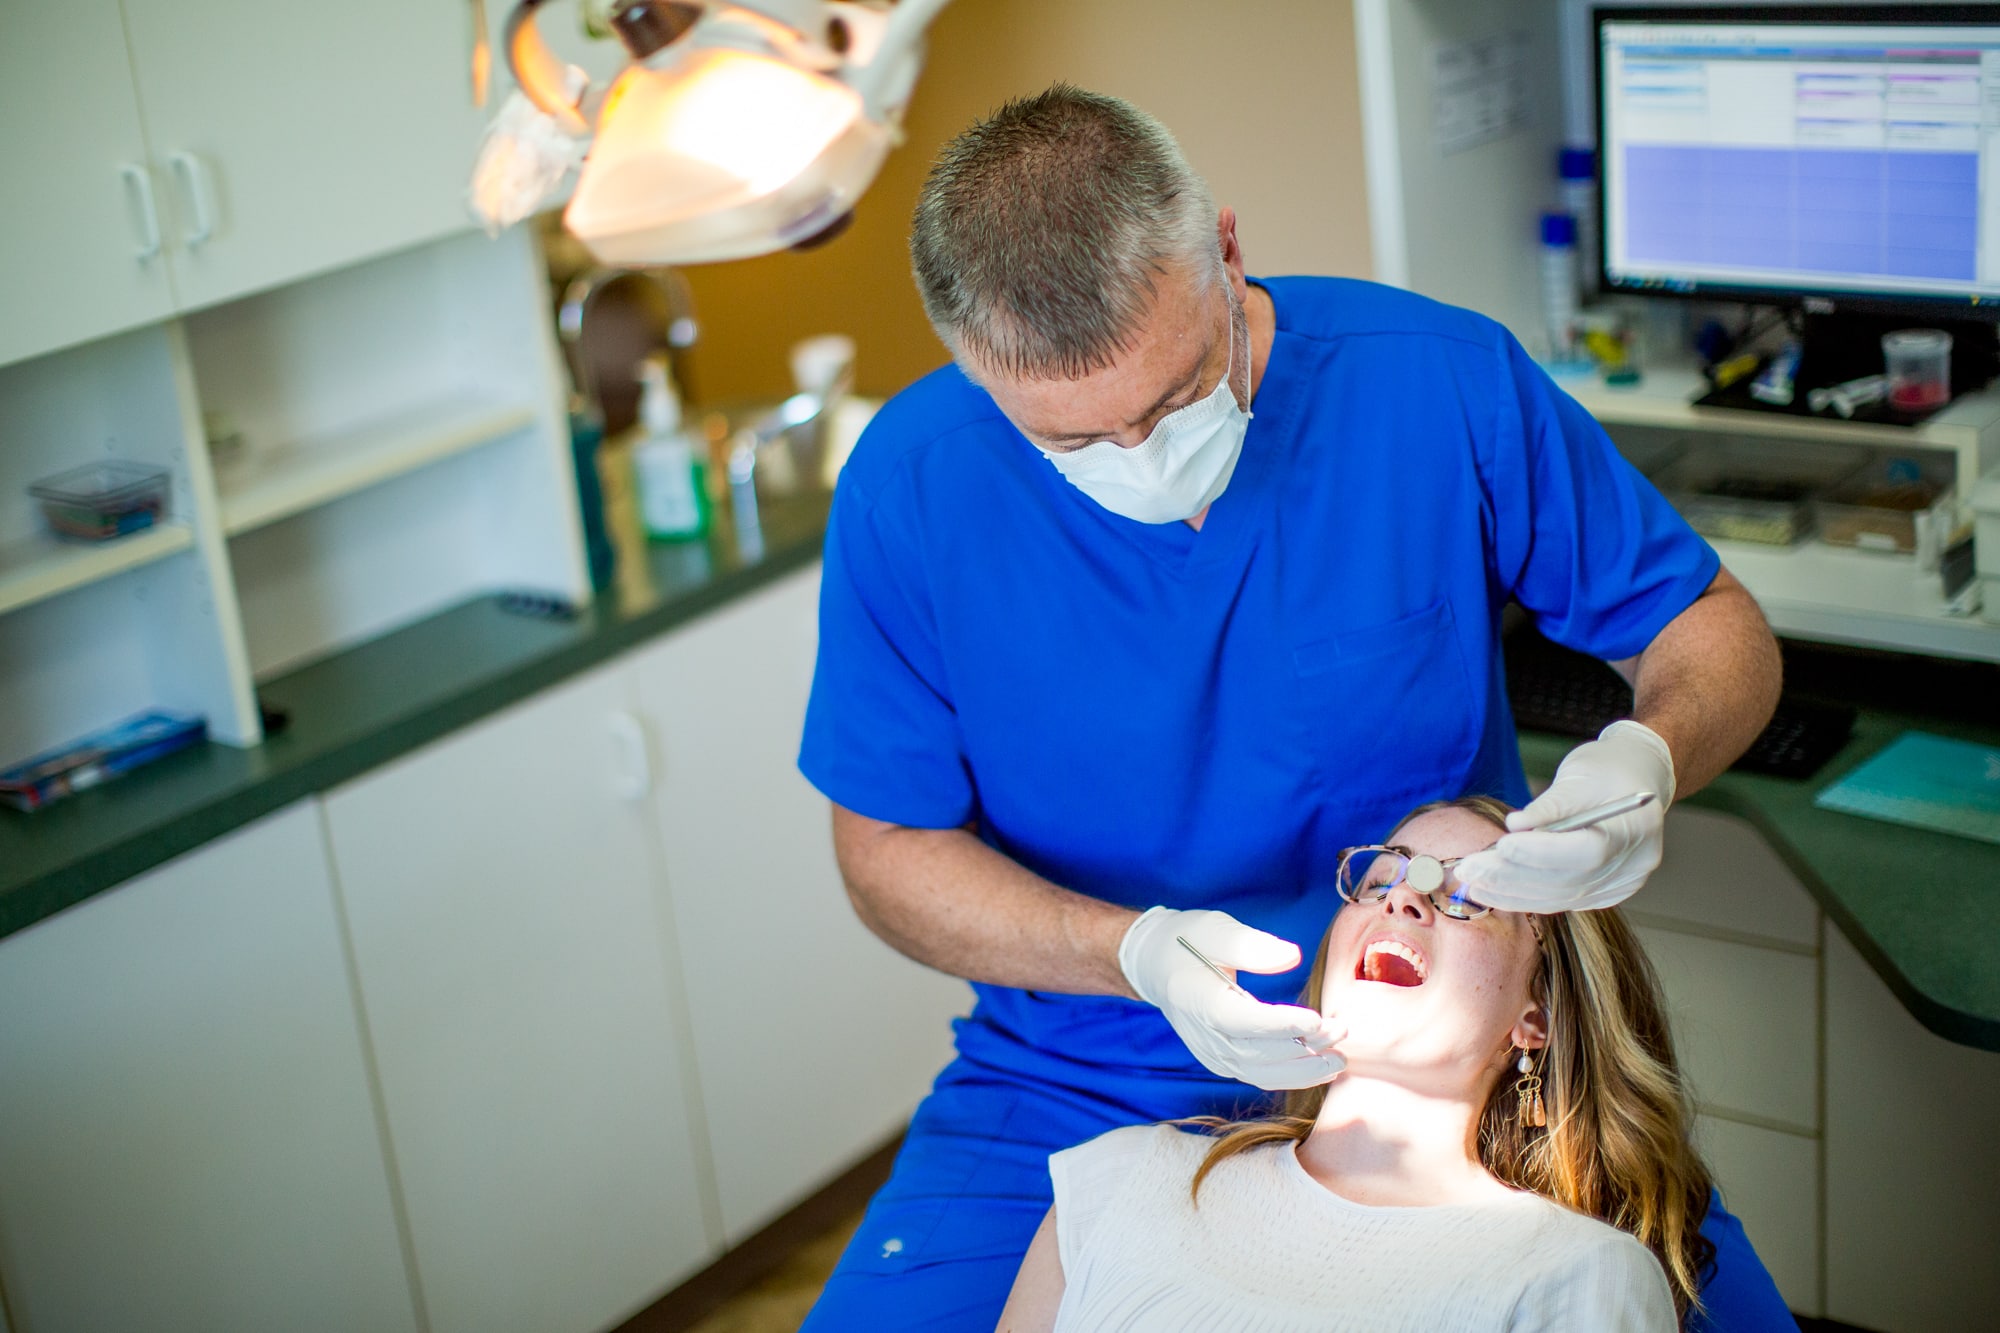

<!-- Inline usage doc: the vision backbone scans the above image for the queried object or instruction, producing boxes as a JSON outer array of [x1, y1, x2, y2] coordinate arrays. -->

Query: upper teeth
[[1366, 939, 1427, 978]]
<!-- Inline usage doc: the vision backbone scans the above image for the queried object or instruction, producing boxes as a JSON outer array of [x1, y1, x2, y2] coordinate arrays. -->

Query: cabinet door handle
[[605, 711, 654, 801], [168, 151, 218, 249], [118, 163, 162, 262]]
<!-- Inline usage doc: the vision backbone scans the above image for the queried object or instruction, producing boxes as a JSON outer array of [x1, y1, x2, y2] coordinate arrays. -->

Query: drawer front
[[1697, 1115, 1821, 1318], [1637, 926, 1819, 1132], [1639, 807, 1820, 948]]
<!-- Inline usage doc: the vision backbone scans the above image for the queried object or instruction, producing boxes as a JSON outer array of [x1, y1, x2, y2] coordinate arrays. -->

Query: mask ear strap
[[1227, 286, 1252, 411]]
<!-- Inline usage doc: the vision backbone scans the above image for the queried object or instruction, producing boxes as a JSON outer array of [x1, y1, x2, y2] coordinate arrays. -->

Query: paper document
[[1814, 731, 2000, 845], [1432, 33, 1526, 155]]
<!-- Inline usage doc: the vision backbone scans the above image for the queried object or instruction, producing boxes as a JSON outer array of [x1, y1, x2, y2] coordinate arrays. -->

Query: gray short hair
[[910, 84, 1219, 381]]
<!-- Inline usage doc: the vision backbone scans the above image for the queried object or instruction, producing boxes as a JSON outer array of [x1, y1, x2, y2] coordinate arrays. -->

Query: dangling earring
[[1515, 1051, 1547, 1128]]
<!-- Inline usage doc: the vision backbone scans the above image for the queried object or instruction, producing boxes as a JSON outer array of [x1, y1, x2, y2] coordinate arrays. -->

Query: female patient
[[997, 796, 1710, 1331]]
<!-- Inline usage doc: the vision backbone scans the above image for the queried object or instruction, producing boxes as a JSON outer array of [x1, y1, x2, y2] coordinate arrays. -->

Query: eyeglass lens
[[1339, 848, 1485, 919]]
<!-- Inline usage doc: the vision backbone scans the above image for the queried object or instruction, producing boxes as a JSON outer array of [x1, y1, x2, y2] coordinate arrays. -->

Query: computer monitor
[[1598, 6, 2000, 315]]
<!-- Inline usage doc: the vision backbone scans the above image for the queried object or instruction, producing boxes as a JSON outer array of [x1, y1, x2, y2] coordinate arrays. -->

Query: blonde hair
[[1186, 796, 1715, 1321]]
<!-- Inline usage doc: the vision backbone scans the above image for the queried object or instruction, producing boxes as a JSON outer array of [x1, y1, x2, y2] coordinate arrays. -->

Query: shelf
[[0, 523, 194, 618], [217, 399, 538, 536], [1713, 536, 2000, 663], [1565, 364, 2000, 450]]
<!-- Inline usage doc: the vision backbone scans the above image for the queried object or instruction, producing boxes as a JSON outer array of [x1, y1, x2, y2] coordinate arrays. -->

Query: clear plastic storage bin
[[28, 461, 171, 542], [1813, 453, 1954, 554], [1652, 439, 1865, 546]]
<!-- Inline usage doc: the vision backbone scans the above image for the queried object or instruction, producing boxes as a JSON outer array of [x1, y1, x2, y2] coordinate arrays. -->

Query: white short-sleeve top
[[1048, 1123, 1677, 1332]]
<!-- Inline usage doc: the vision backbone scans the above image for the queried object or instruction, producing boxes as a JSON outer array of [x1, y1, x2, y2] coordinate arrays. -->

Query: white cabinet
[[1634, 926, 1819, 1133], [1826, 925, 2000, 1333], [117, 0, 488, 313], [0, 804, 419, 1333], [2, 0, 493, 369], [630, 566, 968, 1244], [323, 663, 716, 1333], [1633, 807, 1824, 1317], [0, 1, 178, 367], [1629, 806, 1820, 950], [1694, 1115, 1820, 1317]]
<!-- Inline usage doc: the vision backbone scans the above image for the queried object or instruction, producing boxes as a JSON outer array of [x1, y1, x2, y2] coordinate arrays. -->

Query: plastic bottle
[[632, 355, 709, 541], [1539, 212, 1582, 362], [1558, 146, 1598, 300]]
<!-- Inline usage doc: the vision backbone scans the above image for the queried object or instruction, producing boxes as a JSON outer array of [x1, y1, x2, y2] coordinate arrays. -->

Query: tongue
[[1364, 952, 1424, 987]]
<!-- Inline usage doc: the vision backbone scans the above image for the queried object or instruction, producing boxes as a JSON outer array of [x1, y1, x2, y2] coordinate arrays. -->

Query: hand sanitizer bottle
[[632, 354, 709, 541]]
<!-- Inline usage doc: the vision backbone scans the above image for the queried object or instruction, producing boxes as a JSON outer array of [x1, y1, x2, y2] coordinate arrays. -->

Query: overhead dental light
[[494, 0, 951, 265]]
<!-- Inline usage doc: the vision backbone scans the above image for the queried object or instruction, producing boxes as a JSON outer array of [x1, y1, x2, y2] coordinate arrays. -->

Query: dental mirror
[[1405, 855, 1446, 894]]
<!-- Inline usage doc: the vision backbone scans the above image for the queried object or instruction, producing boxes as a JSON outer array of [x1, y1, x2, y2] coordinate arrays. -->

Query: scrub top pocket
[[1288, 599, 1479, 803]]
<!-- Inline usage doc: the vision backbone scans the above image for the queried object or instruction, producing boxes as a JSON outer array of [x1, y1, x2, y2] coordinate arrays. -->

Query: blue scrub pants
[[800, 1020, 1798, 1332]]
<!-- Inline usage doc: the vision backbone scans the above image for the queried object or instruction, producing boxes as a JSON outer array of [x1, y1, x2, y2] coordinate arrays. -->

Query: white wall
[[1354, 0, 1565, 341]]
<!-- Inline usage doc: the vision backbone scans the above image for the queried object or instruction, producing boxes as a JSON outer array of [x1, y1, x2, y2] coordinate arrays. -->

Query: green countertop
[[4, 488, 1996, 1052], [0, 490, 832, 945]]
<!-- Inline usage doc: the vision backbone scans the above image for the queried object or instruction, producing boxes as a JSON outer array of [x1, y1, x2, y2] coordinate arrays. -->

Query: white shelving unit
[[0, 225, 586, 764], [0, 524, 192, 618], [190, 229, 584, 680], [1569, 368, 2000, 663], [217, 401, 537, 537]]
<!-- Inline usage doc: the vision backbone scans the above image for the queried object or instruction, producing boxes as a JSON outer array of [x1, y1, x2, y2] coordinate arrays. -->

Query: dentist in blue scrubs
[[798, 85, 1792, 1329]]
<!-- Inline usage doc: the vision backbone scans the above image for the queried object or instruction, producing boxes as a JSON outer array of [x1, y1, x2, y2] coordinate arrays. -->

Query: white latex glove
[[1119, 906, 1345, 1091], [1454, 720, 1676, 913]]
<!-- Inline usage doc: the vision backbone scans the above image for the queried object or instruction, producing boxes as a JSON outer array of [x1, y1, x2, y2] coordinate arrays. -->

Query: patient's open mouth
[[1358, 938, 1428, 987]]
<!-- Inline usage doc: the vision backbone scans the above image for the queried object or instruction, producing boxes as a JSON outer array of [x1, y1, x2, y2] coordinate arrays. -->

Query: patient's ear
[[1509, 1004, 1550, 1053]]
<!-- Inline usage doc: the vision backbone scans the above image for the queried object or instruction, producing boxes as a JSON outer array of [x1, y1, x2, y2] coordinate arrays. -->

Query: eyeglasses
[[1335, 845, 1490, 920]]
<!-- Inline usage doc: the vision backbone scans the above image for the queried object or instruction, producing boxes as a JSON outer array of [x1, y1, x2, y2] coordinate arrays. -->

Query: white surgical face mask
[[1042, 293, 1253, 524]]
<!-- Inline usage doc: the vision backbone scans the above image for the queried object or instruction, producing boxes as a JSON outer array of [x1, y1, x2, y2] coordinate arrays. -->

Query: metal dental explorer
[[1177, 935, 1321, 1050], [1526, 790, 1658, 833]]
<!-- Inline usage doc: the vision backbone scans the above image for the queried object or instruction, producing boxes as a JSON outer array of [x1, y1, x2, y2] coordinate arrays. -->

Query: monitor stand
[[1694, 309, 2000, 427]]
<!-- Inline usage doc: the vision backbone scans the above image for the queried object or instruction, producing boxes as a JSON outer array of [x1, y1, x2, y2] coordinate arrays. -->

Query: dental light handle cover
[[1527, 790, 1656, 834]]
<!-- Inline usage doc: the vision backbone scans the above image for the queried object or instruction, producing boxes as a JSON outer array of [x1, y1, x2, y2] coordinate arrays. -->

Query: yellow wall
[[678, 0, 1373, 404]]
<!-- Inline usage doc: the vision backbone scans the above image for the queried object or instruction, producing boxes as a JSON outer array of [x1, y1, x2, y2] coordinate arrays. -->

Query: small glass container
[[1882, 328, 1952, 413], [28, 460, 171, 542]]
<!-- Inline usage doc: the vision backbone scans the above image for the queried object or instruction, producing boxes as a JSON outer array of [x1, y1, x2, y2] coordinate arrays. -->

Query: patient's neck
[[1294, 1072, 1502, 1208]]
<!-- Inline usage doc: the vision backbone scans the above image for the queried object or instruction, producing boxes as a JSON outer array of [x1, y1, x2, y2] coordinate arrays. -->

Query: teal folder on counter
[[1815, 731, 2000, 845]]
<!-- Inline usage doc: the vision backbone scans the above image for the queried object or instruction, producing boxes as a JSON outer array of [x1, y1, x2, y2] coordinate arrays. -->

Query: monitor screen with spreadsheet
[[1598, 7, 2000, 310]]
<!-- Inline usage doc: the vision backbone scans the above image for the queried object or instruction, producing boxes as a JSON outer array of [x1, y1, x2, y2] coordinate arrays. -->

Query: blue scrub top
[[799, 276, 1718, 1084]]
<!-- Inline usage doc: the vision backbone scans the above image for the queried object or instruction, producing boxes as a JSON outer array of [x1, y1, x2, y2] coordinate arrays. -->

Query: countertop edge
[[0, 523, 828, 944]]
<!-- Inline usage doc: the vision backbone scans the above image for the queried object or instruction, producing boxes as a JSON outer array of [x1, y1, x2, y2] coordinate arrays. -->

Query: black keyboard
[[1504, 631, 1855, 780]]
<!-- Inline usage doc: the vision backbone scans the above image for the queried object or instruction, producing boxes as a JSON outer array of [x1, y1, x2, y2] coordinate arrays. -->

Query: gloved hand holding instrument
[[1120, 906, 1346, 1091], [1454, 719, 1676, 912]]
